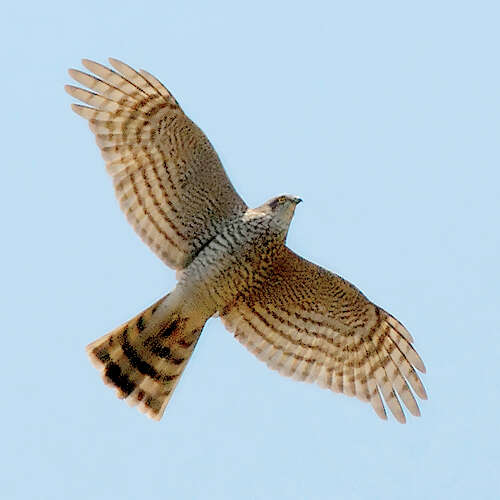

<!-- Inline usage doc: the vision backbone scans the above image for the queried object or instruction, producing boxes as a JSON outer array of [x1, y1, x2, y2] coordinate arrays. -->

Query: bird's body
[[179, 197, 300, 312], [66, 59, 427, 423]]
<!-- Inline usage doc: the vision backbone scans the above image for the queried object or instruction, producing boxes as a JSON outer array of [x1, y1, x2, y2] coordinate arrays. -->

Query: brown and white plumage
[[66, 58, 246, 269], [221, 248, 426, 423], [66, 59, 427, 423]]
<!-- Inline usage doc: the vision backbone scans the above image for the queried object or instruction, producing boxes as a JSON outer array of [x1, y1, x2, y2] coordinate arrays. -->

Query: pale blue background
[[2, 1, 499, 499]]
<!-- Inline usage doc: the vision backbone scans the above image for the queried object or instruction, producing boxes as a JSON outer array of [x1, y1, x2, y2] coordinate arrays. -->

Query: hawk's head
[[246, 194, 302, 239], [267, 194, 302, 211], [263, 194, 302, 236]]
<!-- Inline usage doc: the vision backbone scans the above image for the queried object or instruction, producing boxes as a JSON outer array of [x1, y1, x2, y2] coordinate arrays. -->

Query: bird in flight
[[65, 58, 426, 423]]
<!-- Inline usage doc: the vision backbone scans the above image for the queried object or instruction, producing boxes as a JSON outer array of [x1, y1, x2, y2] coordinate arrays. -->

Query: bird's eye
[[269, 198, 282, 210]]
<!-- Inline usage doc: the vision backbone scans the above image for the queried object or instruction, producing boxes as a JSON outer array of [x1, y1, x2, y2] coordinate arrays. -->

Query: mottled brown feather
[[221, 247, 426, 422], [66, 58, 247, 269]]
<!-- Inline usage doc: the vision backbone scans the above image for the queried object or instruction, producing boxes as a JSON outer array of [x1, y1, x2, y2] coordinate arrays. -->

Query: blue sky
[[2, 1, 499, 498]]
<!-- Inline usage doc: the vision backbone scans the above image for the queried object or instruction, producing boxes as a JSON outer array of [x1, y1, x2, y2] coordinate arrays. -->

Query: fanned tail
[[87, 294, 205, 420]]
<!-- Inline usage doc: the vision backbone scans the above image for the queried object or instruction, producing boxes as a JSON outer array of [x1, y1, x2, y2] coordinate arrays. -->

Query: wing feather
[[220, 247, 426, 422], [66, 58, 247, 269]]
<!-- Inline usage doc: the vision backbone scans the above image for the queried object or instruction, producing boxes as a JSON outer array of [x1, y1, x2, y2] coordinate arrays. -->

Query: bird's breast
[[179, 219, 280, 309]]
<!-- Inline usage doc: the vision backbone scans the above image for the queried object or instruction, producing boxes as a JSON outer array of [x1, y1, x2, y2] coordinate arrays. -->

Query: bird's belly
[[179, 230, 272, 310]]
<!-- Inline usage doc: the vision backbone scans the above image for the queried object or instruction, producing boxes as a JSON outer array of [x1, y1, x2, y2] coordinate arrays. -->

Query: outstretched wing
[[66, 58, 247, 269], [220, 247, 427, 423]]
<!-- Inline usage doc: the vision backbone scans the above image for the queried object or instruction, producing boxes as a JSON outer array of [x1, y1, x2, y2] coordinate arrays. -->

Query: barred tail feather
[[87, 294, 205, 420]]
